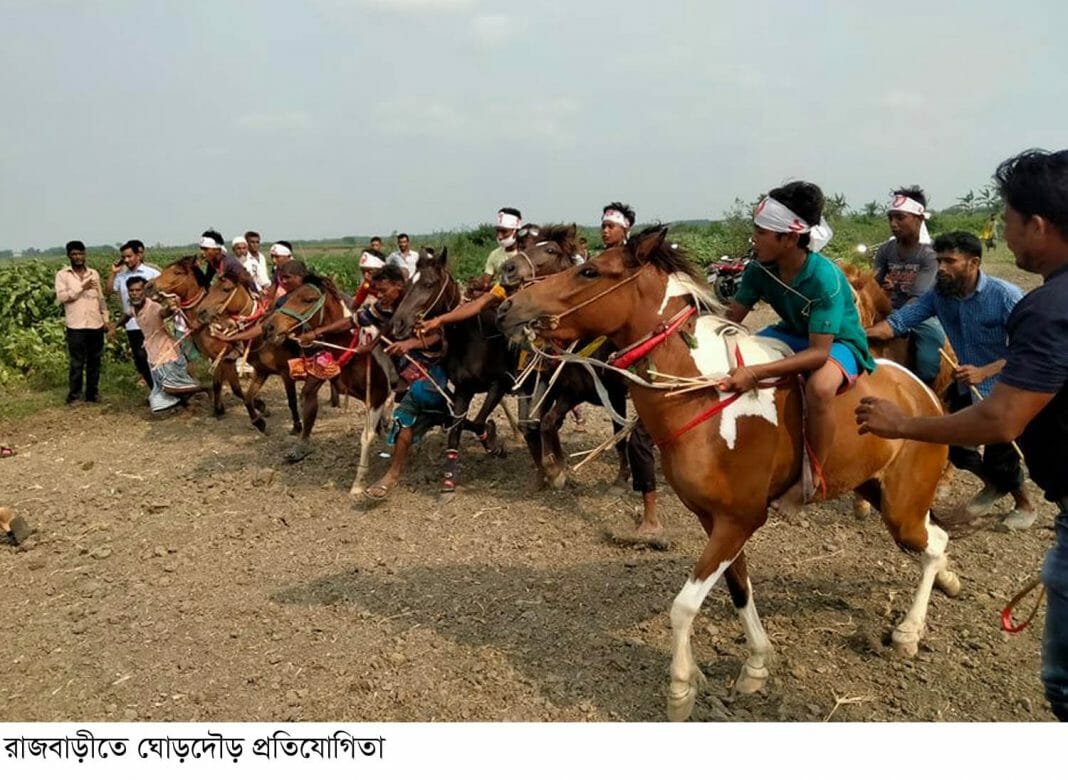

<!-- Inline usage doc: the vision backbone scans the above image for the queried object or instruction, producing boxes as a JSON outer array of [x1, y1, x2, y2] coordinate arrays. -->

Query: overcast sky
[[1, 0, 1065, 250]]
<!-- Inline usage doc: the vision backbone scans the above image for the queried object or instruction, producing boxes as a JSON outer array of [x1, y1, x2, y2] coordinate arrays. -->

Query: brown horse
[[259, 275, 393, 495], [498, 226, 960, 721], [145, 256, 254, 418], [198, 274, 338, 435]]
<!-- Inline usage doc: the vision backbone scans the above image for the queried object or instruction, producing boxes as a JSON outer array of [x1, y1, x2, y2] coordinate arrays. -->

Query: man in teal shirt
[[719, 181, 875, 511]]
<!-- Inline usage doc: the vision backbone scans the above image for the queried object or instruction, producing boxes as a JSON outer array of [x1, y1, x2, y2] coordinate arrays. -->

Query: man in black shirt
[[856, 148, 1068, 720]]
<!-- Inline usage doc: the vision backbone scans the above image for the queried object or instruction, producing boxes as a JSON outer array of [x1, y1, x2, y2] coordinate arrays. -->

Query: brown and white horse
[[497, 226, 960, 721], [259, 275, 392, 495]]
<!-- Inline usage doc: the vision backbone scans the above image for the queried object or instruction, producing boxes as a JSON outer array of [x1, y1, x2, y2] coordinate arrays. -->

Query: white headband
[[753, 197, 833, 253], [199, 236, 223, 250], [888, 194, 933, 244], [269, 243, 292, 257], [231, 235, 248, 247], [601, 209, 631, 229], [496, 211, 521, 231], [359, 252, 384, 269]]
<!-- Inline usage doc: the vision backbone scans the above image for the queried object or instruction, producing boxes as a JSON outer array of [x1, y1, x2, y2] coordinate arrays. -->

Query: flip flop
[[1001, 507, 1037, 531], [0, 446, 13, 458], [365, 482, 393, 501]]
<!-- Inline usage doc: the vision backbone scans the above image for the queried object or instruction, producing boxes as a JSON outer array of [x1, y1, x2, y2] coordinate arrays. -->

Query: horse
[[840, 262, 958, 516], [197, 274, 340, 435], [145, 255, 257, 418], [497, 226, 959, 721], [259, 273, 393, 495], [497, 224, 632, 489], [388, 248, 507, 496]]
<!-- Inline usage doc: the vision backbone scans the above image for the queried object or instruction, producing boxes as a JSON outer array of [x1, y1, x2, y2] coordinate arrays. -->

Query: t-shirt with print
[[734, 251, 876, 374], [996, 264, 1068, 501], [873, 239, 938, 310]]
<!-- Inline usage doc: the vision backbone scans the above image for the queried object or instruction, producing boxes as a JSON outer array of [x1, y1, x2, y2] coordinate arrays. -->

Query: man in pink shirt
[[54, 240, 113, 404]]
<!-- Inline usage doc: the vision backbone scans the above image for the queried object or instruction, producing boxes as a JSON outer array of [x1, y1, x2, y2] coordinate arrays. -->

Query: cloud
[[235, 111, 313, 131], [356, 0, 478, 13], [470, 13, 520, 47], [877, 90, 927, 111]]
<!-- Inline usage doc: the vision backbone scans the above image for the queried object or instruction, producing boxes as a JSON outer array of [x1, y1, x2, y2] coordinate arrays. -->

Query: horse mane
[[839, 260, 892, 322], [623, 225, 723, 314], [304, 271, 341, 301], [536, 224, 579, 258]]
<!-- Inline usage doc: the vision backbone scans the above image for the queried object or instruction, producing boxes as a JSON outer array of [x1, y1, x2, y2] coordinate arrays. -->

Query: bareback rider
[[720, 181, 876, 513]]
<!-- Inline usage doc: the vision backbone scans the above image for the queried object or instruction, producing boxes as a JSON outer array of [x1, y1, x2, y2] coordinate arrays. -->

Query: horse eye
[[579, 266, 599, 279]]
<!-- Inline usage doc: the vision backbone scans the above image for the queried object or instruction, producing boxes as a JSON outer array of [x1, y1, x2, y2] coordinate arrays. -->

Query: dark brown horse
[[259, 274, 393, 495], [145, 256, 255, 418], [498, 224, 632, 489], [498, 226, 958, 721]]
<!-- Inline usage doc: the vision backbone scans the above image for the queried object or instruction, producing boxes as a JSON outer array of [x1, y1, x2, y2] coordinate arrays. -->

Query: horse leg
[[667, 519, 752, 722], [442, 390, 472, 497], [225, 360, 245, 402], [517, 394, 547, 489], [286, 377, 323, 462], [540, 396, 571, 490], [329, 377, 340, 408], [609, 381, 631, 486], [470, 381, 508, 457], [243, 370, 270, 434], [723, 551, 772, 695], [351, 403, 385, 497], [211, 367, 225, 417], [878, 459, 961, 657], [281, 375, 302, 435]]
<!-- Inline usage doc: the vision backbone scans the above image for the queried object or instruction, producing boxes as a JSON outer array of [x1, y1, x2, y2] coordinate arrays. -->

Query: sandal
[[365, 482, 394, 501], [1, 446, 13, 458]]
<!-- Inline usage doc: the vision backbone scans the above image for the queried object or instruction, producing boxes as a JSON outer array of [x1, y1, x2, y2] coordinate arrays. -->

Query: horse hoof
[[251, 417, 267, 434], [734, 662, 769, 695], [213, 408, 225, 418], [935, 569, 962, 598], [853, 498, 872, 520], [548, 470, 567, 490], [891, 627, 921, 657], [666, 671, 705, 722], [284, 445, 310, 463], [288, 426, 301, 436], [438, 491, 456, 505]]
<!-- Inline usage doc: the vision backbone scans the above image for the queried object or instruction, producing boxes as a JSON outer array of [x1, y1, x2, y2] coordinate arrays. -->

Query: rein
[[534, 266, 647, 330], [274, 285, 328, 336]]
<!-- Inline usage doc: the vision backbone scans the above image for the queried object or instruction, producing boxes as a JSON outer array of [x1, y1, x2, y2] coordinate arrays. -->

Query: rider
[[199, 230, 257, 292], [215, 260, 315, 345], [354, 249, 386, 307], [720, 181, 876, 512], [471, 207, 523, 291], [872, 187, 944, 385]]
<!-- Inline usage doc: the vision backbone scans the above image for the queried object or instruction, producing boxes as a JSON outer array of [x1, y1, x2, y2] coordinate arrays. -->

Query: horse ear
[[631, 226, 669, 264], [567, 223, 577, 239], [439, 247, 448, 265]]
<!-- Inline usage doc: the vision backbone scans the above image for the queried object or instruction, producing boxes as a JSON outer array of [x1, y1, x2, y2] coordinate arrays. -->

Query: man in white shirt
[[106, 239, 161, 389], [240, 231, 272, 289], [386, 233, 419, 279]]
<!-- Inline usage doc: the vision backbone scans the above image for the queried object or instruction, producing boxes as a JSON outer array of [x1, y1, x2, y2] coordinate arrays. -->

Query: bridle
[[532, 264, 648, 331], [273, 285, 328, 337], [412, 269, 460, 325]]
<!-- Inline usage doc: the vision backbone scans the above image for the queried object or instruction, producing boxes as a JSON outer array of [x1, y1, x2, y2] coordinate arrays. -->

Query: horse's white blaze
[[686, 316, 791, 450], [874, 358, 943, 410], [670, 560, 731, 689]]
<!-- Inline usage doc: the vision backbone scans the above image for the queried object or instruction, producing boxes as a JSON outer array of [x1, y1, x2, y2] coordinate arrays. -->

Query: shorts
[[388, 363, 449, 445], [757, 326, 860, 391]]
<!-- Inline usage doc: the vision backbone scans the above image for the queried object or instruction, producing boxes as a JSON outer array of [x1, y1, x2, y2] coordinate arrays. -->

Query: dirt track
[[0, 379, 1057, 722]]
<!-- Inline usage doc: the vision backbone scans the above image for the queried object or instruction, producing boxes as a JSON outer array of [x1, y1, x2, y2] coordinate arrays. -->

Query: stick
[[500, 398, 523, 440], [570, 417, 639, 472], [938, 347, 1025, 460]]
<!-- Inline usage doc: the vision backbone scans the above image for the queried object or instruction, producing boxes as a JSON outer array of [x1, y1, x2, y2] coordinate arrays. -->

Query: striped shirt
[[886, 271, 1023, 395]]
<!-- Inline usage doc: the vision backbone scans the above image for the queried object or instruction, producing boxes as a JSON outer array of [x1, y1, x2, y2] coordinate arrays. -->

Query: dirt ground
[[0, 258, 1057, 723]]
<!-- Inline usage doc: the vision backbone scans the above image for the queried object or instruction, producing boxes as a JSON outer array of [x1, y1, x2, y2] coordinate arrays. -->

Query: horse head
[[498, 223, 580, 289], [260, 273, 341, 346], [197, 271, 253, 325], [839, 261, 892, 327], [498, 225, 713, 345], [389, 247, 459, 339], [146, 255, 204, 304]]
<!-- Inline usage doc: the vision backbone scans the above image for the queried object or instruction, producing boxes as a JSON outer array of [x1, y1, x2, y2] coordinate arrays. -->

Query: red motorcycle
[[705, 253, 752, 305]]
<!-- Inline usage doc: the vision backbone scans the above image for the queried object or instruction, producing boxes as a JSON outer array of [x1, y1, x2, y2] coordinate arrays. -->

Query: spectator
[[54, 240, 113, 404], [106, 239, 160, 389], [386, 233, 419, 279], [245, 230, 269, 280], [236, 233, 271, 288]]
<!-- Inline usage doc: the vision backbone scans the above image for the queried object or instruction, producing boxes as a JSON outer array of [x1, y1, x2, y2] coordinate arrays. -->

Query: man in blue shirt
[[106, 239, 160, 389], [865, 230, 1035, 529], [857, 148, 1068, 720]]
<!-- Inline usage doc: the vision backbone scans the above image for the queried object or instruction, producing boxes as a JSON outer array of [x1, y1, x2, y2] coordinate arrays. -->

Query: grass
[[0, 359, 145, 424]]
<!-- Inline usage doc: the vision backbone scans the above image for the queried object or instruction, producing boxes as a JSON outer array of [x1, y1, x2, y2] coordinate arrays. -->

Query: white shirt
[[243, 251, 272, 288], [386, 249, 419, 278], [113, 264, 162, 331]]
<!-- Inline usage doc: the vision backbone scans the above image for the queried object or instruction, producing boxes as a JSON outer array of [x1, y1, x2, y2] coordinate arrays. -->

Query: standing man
[[55, 240, 113, 404], [856, 149, 1068, 721], [865, 231, 1034, 528], [483, 208, 523, 281], [106, 239, 160, 389], [369, 236, 383, 255], [245, 230, 269, 281], [237, 233, 271, 288], [386, 233, 419, 279], [872, 187, 945, 384]]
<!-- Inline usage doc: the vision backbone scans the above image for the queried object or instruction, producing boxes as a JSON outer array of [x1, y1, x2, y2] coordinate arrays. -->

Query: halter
[[275, 285, 328, 335], [533, 265, 648, 331], [413, 270, 460, 324]]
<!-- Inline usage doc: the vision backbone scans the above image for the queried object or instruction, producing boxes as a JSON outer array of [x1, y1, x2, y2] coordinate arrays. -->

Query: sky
[[1, 0, 1066, 250]]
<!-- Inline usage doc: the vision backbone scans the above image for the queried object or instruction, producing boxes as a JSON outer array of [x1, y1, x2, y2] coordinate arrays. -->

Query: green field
[[0, 210, 1006, 422]]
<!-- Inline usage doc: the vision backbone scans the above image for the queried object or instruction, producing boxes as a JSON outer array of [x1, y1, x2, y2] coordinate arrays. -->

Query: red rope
[[609, 306, 696, 370]]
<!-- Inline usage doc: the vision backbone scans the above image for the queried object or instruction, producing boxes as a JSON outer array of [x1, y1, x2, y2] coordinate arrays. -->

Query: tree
[[977, 184, 1002, 212], [862, 200, 880, 218], [956, 190, 977, 213], [824, 192, 849, 220]]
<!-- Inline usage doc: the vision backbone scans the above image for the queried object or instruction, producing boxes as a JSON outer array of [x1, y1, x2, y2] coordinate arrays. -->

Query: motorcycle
[[705, 252, 752, 305]]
